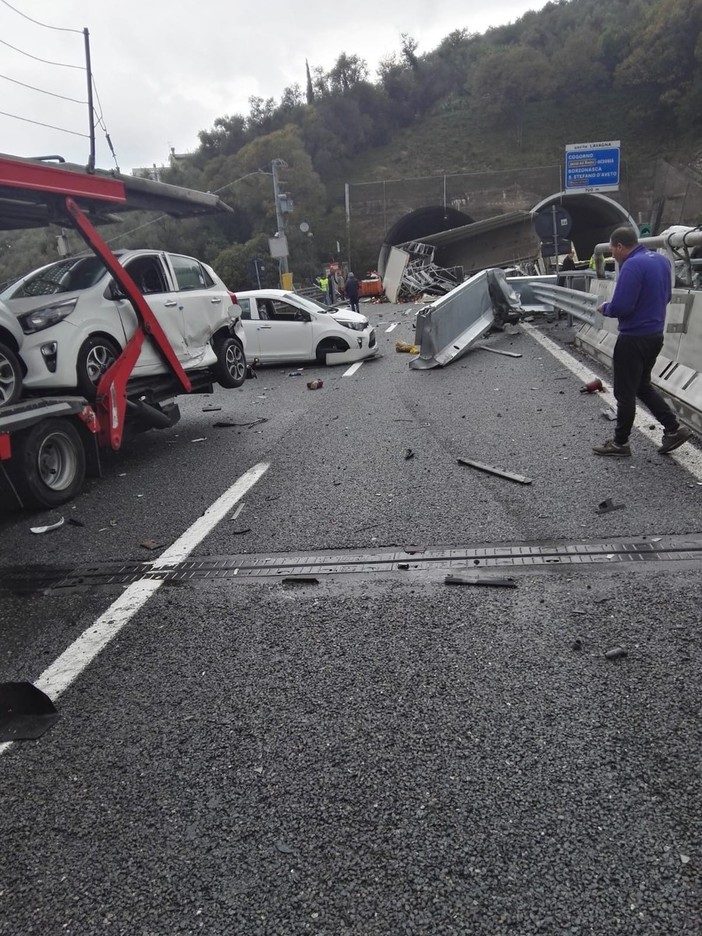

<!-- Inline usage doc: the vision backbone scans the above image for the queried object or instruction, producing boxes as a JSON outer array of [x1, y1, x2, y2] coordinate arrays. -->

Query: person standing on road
[[593, 225, 693, 457], [333, 267, 346, 301], [345, 271, 360, 313]]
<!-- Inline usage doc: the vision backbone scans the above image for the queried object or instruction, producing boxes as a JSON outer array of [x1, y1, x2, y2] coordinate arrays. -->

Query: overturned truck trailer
[[410, 269, 523, 370]]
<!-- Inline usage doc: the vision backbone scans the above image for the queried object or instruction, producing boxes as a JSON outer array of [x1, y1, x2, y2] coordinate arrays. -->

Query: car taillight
[[228, 291, 238, 304]]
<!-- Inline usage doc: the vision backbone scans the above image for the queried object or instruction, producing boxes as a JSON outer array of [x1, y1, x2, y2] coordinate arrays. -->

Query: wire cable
[[0, 109, 89, 137], [0, 0, 83, 33], [0, 72, 87, 104], [0, 37, 83, 69]]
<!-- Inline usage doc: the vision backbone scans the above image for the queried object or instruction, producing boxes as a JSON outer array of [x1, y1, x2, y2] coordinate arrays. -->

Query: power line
[[0, 0, 82, 33], [0, 37, 83, 69], [0, 110, 89, 137], [0, 72, 87, 104]]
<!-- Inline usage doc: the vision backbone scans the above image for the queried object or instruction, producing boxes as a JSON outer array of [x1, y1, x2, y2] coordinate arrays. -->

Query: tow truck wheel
[[214, 336, 246, 388], [0, 341, 23, 407], [11, 418, 86, 509], [76, 335, 121, 398]]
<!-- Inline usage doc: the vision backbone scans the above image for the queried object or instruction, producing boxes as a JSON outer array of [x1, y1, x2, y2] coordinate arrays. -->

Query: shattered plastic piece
[[307, 379, 323, 390], [30, 517, 65, 535], [572, 638, 583, 650], [202, 405, 222, 412], [605, 646, 628, 660], [457, 457, 533, 485], [404, 448, 415, 460], [140, 539, 164, 550], [444, 573, 517, 588], [288, 369, 304, 377], [398, 562, 411, 570], [231, 528, 251, 535], [0, 682, 59, 741], [580, 378, 605, 393], [596, 498, 625, 515], [600, 407, 617, 421], [191, 437, 207, 443]]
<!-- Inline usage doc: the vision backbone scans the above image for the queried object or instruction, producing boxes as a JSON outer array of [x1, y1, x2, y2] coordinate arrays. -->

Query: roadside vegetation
[[1, 0, 699, 290]]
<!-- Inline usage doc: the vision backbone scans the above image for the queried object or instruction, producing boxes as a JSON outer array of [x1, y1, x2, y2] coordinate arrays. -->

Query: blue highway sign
[[565, 141, 620, 193]]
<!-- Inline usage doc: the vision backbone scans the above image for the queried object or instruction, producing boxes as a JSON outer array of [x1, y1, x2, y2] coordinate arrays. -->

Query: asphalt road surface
[[1, 304, 700, 935]]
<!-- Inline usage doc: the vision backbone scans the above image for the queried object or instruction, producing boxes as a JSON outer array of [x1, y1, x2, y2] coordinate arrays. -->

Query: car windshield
[[285, 292, 331, 315], [1, 256, 108, 299]]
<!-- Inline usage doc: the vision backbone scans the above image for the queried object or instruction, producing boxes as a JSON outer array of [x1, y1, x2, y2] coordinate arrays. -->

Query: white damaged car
[[236, 289, 378, 365], [0, 250, 247, 397]]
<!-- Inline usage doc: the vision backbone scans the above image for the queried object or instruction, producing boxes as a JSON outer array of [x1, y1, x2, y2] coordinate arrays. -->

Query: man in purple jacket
[[593, 226, 693, 456]]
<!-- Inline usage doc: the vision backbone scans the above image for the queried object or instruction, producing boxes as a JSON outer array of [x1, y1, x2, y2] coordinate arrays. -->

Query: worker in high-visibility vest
[[316, 275, 329, 303]]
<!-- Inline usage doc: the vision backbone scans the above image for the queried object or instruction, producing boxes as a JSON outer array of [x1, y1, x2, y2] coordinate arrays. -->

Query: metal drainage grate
[[2, 536, 702, 593]]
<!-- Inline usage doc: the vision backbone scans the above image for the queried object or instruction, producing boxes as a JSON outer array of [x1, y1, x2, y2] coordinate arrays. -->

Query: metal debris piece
[[213, 417, 269, 428], [457, 457, 533, 485], [444, 573, 517, 588], [140, 539, 164, 550], [605, 646, 628, 660], [231, 528, 251, 535], [596, 498, 625, 515], [30, 517, 65, 535], [474, 343, 523, 358], [191, 437, 207, 443], [288, 369, 303, 377], [202, 405, 222, 412], [600, 407, 617, 421]]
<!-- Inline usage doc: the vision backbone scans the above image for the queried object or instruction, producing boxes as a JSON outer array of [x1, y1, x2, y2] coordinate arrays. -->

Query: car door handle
[[164, 299, 178, 307], [210, 296, 222, 303], [259, 324, 273, 329]]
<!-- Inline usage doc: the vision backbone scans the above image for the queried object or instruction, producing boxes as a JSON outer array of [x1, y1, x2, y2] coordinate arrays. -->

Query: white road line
[[523, 322, 702, 480], [0, 461, 270, 757], [385, 323, 399, 333], [343, 361, 364, 377]]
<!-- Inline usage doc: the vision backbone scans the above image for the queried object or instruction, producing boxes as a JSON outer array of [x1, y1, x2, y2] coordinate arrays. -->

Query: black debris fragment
[[596, 498, 625, 515], [0, 682, 59, 741]]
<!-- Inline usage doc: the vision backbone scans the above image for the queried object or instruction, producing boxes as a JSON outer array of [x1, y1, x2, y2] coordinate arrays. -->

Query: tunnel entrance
[[377, 192, 637, 275]]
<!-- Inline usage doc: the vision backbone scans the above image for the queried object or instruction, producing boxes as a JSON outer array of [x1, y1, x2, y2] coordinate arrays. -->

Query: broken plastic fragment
[[30, 517, 65, 535]]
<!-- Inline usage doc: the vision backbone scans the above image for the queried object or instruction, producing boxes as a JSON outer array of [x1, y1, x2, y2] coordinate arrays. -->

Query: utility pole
[[271, 158, 289, 276]]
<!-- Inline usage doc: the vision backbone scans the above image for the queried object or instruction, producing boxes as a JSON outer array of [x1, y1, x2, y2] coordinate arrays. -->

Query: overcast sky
[[1, 0, 549, 174]]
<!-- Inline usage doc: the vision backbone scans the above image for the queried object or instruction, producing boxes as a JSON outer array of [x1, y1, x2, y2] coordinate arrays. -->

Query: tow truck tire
[[76, 334, 121, 398], [214, 336, 246, 388], [11, 418, 86, 509], [0, 341, 23, 407], [316, 337, 349, 364]]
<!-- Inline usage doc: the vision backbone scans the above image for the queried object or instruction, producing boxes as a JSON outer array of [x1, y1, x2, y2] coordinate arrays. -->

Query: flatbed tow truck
[[0, 153, 242, 510]]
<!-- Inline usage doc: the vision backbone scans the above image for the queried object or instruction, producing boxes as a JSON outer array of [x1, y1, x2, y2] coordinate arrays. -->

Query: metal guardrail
[[527, 282, 598, 326]]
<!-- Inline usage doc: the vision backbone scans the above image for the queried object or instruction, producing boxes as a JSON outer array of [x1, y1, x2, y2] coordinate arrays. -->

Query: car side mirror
[[107, 280, 127, 300]]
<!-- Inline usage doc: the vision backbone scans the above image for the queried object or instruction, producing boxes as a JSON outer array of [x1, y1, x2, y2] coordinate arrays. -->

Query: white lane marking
[[522, 322, 702, 480], [385, 323, 399, 333], [0, 461, 270, 757], [343, 361, 364, 377]]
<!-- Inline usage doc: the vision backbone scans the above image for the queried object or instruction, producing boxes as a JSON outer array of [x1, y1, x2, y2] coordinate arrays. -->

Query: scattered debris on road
[[307, 379, 323, 390], [581, 378, 606, 393], [444, 573, 517, 588], [596, 498, 625, 514], [30, 517, 65, 534], [605, 646, 628, 660], [457, 457, 533, 485]]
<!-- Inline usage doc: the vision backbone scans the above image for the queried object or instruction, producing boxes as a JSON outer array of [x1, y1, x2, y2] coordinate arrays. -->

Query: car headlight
[[338, 319, 367, 332], [18, 298, 78, 334]]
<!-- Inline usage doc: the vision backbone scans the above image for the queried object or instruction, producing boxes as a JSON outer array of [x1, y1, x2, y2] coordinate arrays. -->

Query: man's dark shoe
[[593, 439, 631, 456], [659, 425, 692, 454]]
